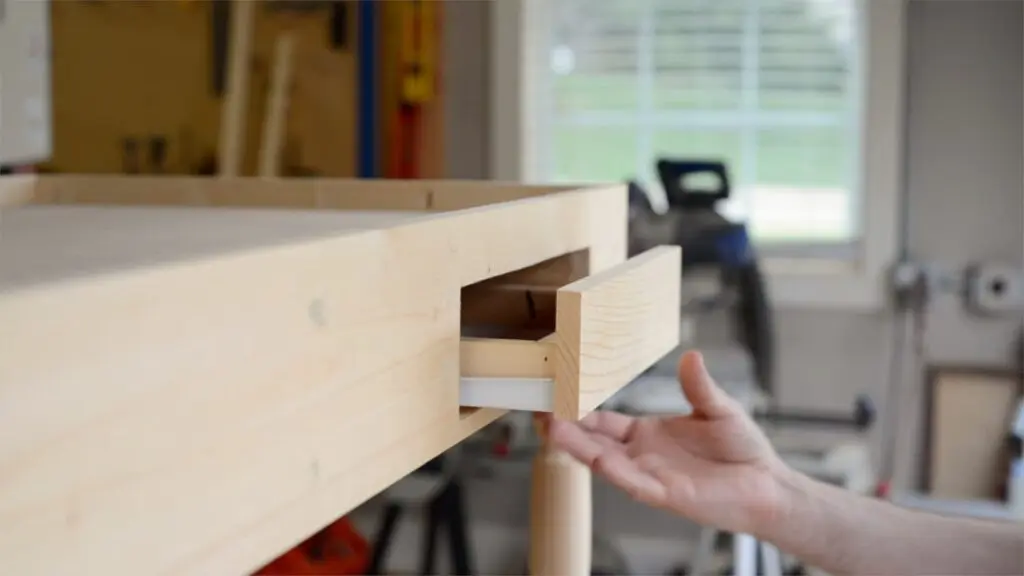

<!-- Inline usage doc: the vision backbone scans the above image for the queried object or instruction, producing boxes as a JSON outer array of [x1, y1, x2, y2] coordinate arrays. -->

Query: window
[[492, 0, 906, 309], [538, 0, 862, 255]]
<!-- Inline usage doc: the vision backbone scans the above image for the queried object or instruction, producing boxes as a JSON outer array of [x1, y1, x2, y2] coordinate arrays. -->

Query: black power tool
[[629, 158, 775, 400], [628, 158, 873, 432]]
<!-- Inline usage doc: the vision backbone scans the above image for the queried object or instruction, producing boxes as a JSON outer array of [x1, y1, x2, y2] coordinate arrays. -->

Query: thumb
[[678, 351, 735, 419]]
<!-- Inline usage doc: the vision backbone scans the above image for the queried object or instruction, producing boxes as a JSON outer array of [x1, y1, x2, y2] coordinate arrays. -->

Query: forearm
[[760, 467, 1024, 576]]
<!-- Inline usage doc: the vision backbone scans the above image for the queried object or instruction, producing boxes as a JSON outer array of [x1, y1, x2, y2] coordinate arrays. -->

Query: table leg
[[529, 440, 592, 575]]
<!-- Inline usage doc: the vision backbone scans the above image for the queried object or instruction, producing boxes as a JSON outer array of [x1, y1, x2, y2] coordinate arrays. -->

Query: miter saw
[[628, 159, 880, 576], [626, 158, 874, 430], [628, 158, 776, 396]]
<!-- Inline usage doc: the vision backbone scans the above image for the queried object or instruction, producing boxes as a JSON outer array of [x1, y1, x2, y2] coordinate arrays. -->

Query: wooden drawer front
[[460, 245, 682, 420]]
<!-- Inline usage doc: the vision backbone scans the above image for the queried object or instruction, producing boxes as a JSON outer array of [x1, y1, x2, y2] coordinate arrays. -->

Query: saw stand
[[710, 532, 782, 576]]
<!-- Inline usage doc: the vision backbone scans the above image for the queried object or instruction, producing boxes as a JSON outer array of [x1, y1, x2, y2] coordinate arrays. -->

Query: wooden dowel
[[258, 33, 296, 178], [529, 439, 592, 575], [218, 0, 255, 177]]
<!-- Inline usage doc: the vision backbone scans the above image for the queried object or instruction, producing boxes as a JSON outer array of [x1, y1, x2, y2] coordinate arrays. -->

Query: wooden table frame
[[0, 175, 680, 575]]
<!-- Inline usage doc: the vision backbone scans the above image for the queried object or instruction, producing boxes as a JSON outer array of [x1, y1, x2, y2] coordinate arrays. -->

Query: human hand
[[545, 350, 790, 536]]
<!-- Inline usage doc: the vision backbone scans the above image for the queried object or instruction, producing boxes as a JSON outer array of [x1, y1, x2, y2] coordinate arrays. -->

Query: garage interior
[[0, 1, 1021, 574]]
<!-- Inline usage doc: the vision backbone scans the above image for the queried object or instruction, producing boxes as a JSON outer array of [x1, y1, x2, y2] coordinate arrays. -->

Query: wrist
[[752, 458, 813, 540]]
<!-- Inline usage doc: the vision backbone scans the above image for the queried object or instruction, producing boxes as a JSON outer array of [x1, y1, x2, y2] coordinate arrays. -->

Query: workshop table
[[0, 175, 682, 576]]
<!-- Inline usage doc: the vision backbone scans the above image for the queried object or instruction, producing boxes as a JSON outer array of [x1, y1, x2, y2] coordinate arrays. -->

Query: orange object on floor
[[255, 517, 369, 575]]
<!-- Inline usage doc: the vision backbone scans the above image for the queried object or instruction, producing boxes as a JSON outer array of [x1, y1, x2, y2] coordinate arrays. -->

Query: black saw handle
[[753, 394, 876, 432]]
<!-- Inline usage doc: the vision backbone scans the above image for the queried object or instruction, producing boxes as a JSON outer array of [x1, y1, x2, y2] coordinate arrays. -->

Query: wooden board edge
[[553, 245, 682, 420], [0, 175, 43, 207], [559, 245, 680, 293], [460, 337, 555, 379], [21, 175, 604, 212]]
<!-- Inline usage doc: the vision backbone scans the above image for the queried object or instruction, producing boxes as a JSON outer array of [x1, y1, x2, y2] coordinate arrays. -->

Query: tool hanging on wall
[[328, 1, 349, 50], [217, 0, 255, 177], [148, 136, 168, 173], [356, 0, 378, 177], [210, 0, 231, 97], [257, 33, 296, 177], [121, 137, 140, 174], [264, 0, 331, 12], [390, 0, 436, 179]]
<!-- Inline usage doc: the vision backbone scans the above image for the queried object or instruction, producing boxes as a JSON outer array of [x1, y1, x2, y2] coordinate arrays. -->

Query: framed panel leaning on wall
[[924, 366, 1024, 501]]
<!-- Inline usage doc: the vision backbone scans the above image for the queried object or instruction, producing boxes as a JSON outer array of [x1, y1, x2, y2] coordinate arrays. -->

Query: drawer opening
[[459, 249, 588, 340], [458, 250, 587, 413]]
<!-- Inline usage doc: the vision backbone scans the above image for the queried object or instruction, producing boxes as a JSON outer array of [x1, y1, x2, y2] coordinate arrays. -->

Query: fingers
[[548, 419, 621, 467], [579, 410, 637, 442], [635, 453, 697, 503], [548, 420, 667, 507], [593, 450, 668, 506], [678, 350, 736, 419]]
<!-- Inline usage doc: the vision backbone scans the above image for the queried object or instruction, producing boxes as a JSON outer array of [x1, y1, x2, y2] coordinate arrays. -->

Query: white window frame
[[490, 0, 906, 310]]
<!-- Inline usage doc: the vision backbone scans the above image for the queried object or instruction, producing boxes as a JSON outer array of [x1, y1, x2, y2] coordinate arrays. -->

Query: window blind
[[539, 0, 862, 248]]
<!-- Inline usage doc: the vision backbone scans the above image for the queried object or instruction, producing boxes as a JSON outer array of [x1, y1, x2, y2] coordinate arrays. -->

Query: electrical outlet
[[965, 263, 1024, 316]]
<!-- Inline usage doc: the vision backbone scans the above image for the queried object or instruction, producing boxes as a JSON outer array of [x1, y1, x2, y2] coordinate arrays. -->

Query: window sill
[[763, 256, 890, 311], [680, 256, 891, 311], [763, 256, 861, 276]]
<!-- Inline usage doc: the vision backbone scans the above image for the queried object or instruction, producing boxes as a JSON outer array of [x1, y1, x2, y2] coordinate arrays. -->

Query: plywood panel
[[927, 368, 1021, 499]]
